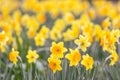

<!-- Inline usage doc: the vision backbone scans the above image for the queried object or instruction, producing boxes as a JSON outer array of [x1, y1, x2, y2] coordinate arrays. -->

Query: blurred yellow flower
[[112, 16, 120, 28], [11, 20, 21, 36], [81, 54, 94, 70], [109, 51, 119, 66], [50, 9, 59, 19], [63, 12, 75, 24], [74, 35, 91, 52], [9, 48, 19, 64], [1, 23, 11, 33], [63, 29, 74, 41], [0, 45, 5, 52], [108, 7, 118, 19], [81, 1, 89, 11], [101, 18, 111, 28], [50, 29, 62, 41], [87, 8, 95, 19], [12, 10, 21, 23], [37, 13, 46, 23], [102, 29, 118, 53], [54, 19, 65, 32], [26, 17, 39, 30], [34, 34, 45, 46], [111, 29, 120, 39], [65, 48, 81, 66], [39, 25, 49, 39], [50, 42, 67, 58], [48, 57, 62, 73], [71, 21, 81, 39], [93, 24, 102, 41], [26, 50, 39, 63], [27, 28, 36, 39], [82, 21, 93, 43], [0, 31, 9, 44]]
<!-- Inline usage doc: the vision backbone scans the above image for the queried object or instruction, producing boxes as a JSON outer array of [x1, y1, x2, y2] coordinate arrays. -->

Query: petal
[[52, 42, 56, 46], [58, 42, 63, 47]]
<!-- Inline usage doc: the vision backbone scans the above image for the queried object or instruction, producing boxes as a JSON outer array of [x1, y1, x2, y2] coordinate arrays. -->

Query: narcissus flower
[[102, 29, 118, 53], [81, 54, 94, 70], [27, 28, 37, 39], [1, 23, 11, 33], [93, 24, 102, 41], [63, 29, 74, 41], [101, 17, 111, 28], [26, 50, 39, 63], [74, 35, 91, 52], [63, 12, 75, 24], [50, 42, 67, 58], [87, 8, 96, 19], [36, 13, 46, 23], [9, 48, 19, 64], [48, 57, 62, 73], [0, 45, 5, 52], [50, 29, 62, 41], [0, 31, 9, 44], [39, 25, 49, 39], [65, 48, 81, 66], [109, 51, 119, 66], [34, 34, 45, 46]]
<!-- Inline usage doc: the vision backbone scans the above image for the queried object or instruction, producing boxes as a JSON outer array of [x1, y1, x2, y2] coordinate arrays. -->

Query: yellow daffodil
[[112, 16, 120, 28], [63, 29, 74, 41], [0, 23, 12, 45], [21, 14, 30, 26], [93, 24, 102, 41], [82, 22, 93, 43], [103, 37, 116, 53], [26, 17, 39, 30], [111, 29, 120, 39], [27, 28, 37, 39], [74, 35, 91, 52], [12, 10, 21, 23], [71, 21, 81, 39], [34, 34, 45, 46], [50, 29, 62, 41], [102, 29, 118, 53], [101, 18, 111, 29], [9, 48, 19, 64], [63, 20, 80, 41], [39, 25, 49, 39], [65, 48, 81, 66], [26, 50, 39, 63], [80, 14, 90, 24], [36, 13, 46, 23], [48, 57, 62, 73], [63, 12, 75, 24], [81, 54, 94, 70], [87, 8, 96, 19], [50, 42, 67, 58], [81, 1, 89, 11], [100, 29, 110, 47], [1, 23, 11, 33], [97, 2, 111, 17], [108, 7, 118, 19], [109, 51, 119, 66], [11, 20, 21, 36], [50, 9, 59, 19], [0, 31, 9, 44], [0, 44, 5, 52], [54, 19, 65, 32]]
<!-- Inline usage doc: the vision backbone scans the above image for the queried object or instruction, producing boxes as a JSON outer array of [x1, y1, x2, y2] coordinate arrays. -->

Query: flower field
[[0, 0, 120, 80]]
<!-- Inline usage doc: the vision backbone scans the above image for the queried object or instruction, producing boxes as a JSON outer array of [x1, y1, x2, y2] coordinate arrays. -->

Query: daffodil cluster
[[48, 42, 67, 73], [0, 0, 120, 79]]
